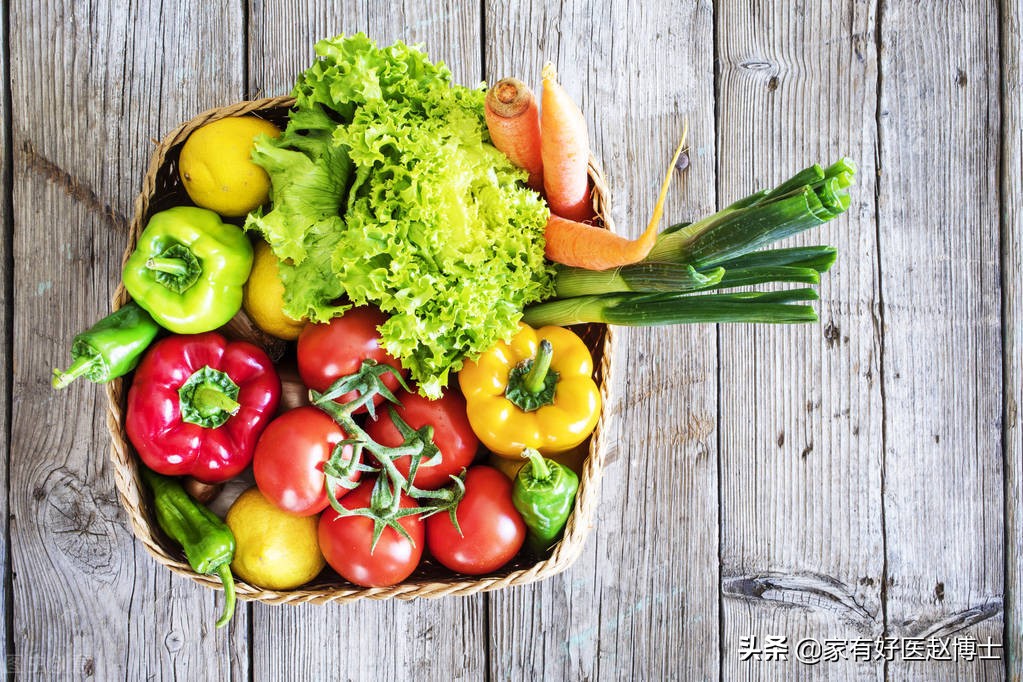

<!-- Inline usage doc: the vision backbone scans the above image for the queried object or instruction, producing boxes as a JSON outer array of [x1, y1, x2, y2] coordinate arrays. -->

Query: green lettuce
[[246, 34, 553, 396]]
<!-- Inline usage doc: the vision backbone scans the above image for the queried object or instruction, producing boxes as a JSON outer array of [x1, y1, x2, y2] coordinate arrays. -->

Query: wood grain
[[876, 1, 1004, 678], [1002, 0, 1022, 677], [0, 0, 9, 674], [8, 1, 249, 678], [484, 1, 721, 678], [715, 2, 885, 679], [2, 0, 1019, 677], [245, 3, 488, 679]]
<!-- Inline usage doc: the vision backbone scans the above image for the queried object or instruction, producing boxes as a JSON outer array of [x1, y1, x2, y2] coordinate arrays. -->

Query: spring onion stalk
[[530, 161, 854, 329], [705, 245, 837, 274], [693, 246, 839, 291], [708, 265, 820, 290], [522, 288, 819, 327], [553, 245, 837, 297], [645, 158, 856, 267], [553, 263, 725, 298]]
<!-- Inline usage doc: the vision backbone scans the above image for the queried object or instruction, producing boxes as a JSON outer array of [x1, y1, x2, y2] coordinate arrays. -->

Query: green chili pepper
[[52, 302, 161, 389], [512, 448, 579, 555], [140, 467, 237, 628], [122, 206, 253, 334]]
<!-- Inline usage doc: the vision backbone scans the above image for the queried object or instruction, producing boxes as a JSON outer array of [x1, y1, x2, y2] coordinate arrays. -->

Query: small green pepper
[[512, 448, 580, 555], [52, 302, 161, 389], [122, 206, 253, 334], [140, 467, 237, 628]]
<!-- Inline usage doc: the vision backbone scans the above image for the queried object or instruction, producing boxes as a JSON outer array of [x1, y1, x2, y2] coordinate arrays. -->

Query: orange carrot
[[544, 123, 689, 270], [540, 63, 592, 222], [485, 78, 544, 191]]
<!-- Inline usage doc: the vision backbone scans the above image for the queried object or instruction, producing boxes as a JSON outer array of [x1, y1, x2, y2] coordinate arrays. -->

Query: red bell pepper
[[126, 332, 281, 483]]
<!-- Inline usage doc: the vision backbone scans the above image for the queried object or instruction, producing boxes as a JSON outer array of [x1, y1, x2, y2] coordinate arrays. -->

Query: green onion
[[530, 160, 854, 329], [645, 158, 856, 268], [522, 288, 820, 327], [705, 245, 837, 274], [694, 246, 838, 291], [553, 262, 725, 298], [708, 265, 820, 290]]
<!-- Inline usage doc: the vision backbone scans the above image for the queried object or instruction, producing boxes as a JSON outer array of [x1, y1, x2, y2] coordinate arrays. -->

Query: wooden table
[[4, 1, 1019, 679]]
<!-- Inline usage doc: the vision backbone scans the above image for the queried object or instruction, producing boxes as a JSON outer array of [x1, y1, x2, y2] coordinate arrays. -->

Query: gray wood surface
[[877, 2, 1005, 679], [1, 1, 1018, 680], [0, 1, 9, 676], [1004, 0, 1022, 676], [716, 2, 884, 680], [7, 1, 250, 678]]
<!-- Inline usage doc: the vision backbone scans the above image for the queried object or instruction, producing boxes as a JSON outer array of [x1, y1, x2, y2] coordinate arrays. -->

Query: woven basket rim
[[105, 97, 616, 604]]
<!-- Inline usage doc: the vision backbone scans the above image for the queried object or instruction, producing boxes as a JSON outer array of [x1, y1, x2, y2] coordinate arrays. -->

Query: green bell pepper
[[140, 466, 237, 628], [512, 448, 580, 555], [52, 301, 161, 389], [123, 206, 253, 334]]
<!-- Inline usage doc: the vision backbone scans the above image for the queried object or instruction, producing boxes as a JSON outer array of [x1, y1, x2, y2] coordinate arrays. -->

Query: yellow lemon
[[243, 240, 306, 340], [226, 487, 325, 590], [179, 116, 280, 217]]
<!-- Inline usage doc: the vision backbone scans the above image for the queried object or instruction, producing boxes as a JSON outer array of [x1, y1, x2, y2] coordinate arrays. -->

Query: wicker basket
[[105, 97, 615, 604]]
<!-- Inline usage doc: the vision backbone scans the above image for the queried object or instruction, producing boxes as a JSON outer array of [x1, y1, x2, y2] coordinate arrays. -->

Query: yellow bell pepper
[[459, 324, 600, 458]]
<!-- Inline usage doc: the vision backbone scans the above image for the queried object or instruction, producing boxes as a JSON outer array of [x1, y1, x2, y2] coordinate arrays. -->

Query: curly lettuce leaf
[[334, 86, 552, 396], [245, 103, 353, 262], [250, 34, 554, 396]]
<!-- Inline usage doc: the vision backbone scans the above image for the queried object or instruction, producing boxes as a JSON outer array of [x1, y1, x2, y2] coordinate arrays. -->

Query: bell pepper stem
[[523, 448, 551, 481], [145, 256, 191, 277], [524, 340, 554, 394], [193, 385, 241, 417], [213, 564, 236, 628], [52, 355, 99, 389]]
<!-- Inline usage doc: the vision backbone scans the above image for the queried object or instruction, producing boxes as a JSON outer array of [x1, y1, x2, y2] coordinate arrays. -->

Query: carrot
[[544, 123, 689, 270], [540, 63, 593, 222], [485, 78, 544, 191]]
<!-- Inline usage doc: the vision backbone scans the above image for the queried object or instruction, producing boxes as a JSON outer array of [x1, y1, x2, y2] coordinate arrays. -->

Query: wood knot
[[823, 321, 841, 347], [38, 469, 120, 577]]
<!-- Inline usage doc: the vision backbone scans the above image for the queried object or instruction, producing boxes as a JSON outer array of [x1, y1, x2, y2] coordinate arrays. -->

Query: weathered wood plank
[[246, 3, 488, 680], [1002, 0, 1022, 676], [9, 1, 249, 678], [876, 1, 1004, 678], [0, 0, 10, 675], [485, 2, 720, 679], [716, 2, 884, 679]]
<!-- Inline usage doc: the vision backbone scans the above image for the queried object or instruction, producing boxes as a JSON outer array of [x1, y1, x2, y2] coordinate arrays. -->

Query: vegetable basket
[[105, 97, 616, 604]]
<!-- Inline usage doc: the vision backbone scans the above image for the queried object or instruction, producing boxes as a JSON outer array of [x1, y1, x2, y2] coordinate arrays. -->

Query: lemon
[[179, 116, 280, 217], [226, 487, 325, 590], [243, 240, 306, 340]]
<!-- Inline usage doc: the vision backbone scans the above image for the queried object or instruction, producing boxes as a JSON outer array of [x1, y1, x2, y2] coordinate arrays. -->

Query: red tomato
[[297, 306, 406, 412], [318, 479, 424, 587], [363, 388, 479, 490], [252, 406, 360, 516], [425, 466, 526, 575]]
